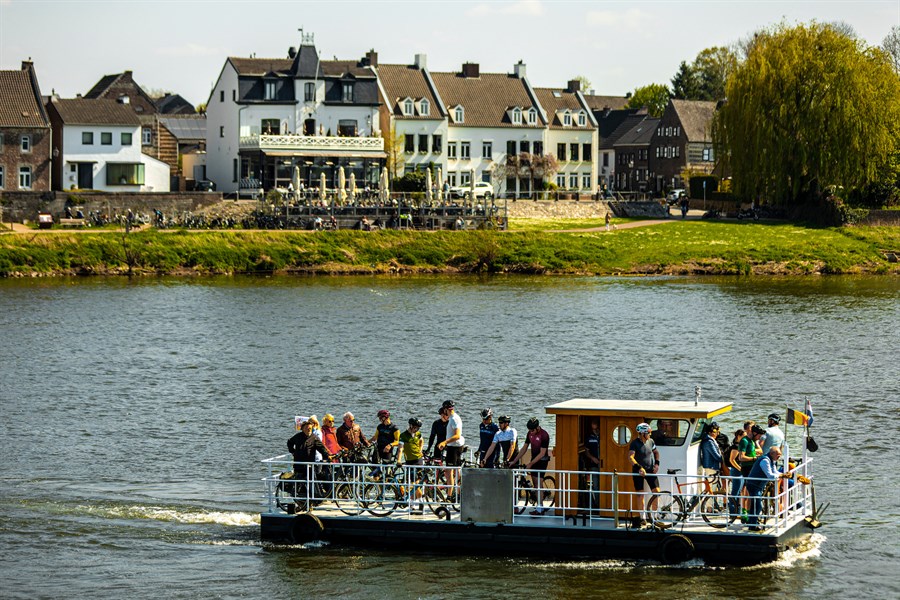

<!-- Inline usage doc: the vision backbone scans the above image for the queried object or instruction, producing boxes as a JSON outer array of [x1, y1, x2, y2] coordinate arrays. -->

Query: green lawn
[[1, 221, 897, 276]]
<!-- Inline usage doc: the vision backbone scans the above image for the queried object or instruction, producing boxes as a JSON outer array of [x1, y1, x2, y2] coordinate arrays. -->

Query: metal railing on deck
[[261, 454, 814, 533]]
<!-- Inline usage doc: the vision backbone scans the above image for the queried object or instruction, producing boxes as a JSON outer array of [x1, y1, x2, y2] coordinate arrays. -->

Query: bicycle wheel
[[647, 491, 684, 527], [514, 477, 533, 515], [333, 482, 365, 516], [538, 476, 557, 509], [757, 484, 776, 526], [700, 493, 729, 529], [363, 482, 401, 517]]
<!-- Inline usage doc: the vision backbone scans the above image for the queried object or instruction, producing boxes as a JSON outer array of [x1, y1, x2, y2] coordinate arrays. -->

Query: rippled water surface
[[1, 275, 897, 598]]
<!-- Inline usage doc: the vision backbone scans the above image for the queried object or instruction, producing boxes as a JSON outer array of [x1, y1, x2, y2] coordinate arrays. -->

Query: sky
[[1, 0, 897, 107]]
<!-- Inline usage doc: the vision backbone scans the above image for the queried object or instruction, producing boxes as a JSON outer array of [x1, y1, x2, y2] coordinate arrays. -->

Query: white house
[[375, 55, 448, 181], [205, 32, 385, 194], [431, 62, 547, 198], [46, 97, 169, 192], [534, 81, 598, 194]]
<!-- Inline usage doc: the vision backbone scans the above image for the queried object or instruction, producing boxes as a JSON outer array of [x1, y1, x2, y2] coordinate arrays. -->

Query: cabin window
[[691, 418, 711, 445], [611, 424, 632, 446], [644, 418, 690, 446]]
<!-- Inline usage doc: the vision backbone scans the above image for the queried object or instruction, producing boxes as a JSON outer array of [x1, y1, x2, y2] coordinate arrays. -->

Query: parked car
[[666, 189, 686, 205], [196, 180, 217, 192], [450, 181, 493, 200]]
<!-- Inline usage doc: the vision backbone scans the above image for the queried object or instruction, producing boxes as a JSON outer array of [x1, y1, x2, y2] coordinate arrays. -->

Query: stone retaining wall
[[859, 209, 900, 226], [505, 200, 611, 219], [0, 191, 224, 223]]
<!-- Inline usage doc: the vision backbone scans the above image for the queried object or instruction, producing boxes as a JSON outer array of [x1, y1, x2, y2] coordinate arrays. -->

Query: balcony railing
[[239, 134, 384, 154]]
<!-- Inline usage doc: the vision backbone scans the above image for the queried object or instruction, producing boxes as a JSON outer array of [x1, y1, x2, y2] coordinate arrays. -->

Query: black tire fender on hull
[[657, 533, 695, 564], [290, 513, 325, 544]]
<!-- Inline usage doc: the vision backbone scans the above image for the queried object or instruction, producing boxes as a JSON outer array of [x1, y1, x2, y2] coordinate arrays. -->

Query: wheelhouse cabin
[[546, 398, 732, 517]]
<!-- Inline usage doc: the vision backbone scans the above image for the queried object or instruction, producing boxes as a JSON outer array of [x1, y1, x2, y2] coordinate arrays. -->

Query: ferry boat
[[259, 396, 823, 565]]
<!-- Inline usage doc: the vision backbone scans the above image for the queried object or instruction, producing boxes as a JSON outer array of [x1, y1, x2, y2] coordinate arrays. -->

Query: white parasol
[[426, 169, 433, 204], [338, 166, 347, 205], [320, 172, 327, 203]]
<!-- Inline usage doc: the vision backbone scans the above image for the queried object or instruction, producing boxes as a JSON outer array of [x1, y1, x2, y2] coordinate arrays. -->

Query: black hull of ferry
[[260, 512, 816, 566]]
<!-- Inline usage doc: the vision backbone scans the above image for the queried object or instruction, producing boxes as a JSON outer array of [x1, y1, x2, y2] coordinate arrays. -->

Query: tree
[[713, 22, 900, 207], [693, 46, 737, 101], [195, 102, 207, 115], [626, 83, 670, 117], [884, 25, 900, 73], [383, 127, 406, 181], [671, 61, 700, 100], [672, 47, 737, 101]]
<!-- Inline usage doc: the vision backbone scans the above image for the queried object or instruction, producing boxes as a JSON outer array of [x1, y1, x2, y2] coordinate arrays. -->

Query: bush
[[393, 171, 427, 192]]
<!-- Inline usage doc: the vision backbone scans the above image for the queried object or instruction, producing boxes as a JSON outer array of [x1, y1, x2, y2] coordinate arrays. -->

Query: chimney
[[21, 59, 34, 72], [288, 46, 297, 59], [566, 79, 581, 93], [513, 60, 526, 79], [365, 49, 378, 67], [414, 53, 427, 70], [462, 62, 480, 78]]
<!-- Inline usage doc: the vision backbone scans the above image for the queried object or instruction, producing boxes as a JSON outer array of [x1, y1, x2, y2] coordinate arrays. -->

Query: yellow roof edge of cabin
[[545, 398, 733, 420]]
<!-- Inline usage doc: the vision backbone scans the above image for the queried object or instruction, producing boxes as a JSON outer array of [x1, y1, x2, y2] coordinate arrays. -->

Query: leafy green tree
[[884, 25, 900, 73], [693, 46, 737, 101], [671, 61, 700, 99], [713, 22, 900, 206], [573, 75, 592, 91], [626, 83, 670, 117]]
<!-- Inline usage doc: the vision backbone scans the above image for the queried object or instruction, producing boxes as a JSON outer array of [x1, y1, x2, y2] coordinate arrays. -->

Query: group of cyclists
[[287, 403, 553, 504]]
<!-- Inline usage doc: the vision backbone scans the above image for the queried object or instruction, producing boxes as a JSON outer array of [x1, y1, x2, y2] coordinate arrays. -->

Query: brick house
[[613, 116, 659, 193], [0, 61, 52, 192], [649, 99, 717, 193]]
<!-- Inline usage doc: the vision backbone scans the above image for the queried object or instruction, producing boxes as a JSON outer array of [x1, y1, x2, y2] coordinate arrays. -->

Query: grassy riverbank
[[1, 221, 898, 276]]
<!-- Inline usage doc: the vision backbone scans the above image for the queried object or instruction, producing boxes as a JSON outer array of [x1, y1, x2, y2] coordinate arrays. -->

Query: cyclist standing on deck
[[425, 408, 449, 460], [509, 417, 551, 516], [628, 422, 660, 527], [437, 400, 465, 488], [371, 409, 400, 464], [482, 415, 517, 467], [477, 408, 499, 467]]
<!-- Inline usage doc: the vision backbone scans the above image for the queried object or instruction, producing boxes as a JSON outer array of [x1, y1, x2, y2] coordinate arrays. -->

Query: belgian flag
[[787, 408, 810, 426]]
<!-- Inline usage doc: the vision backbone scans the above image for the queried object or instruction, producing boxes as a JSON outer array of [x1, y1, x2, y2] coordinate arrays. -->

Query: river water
[[0, 275, 897, 599]]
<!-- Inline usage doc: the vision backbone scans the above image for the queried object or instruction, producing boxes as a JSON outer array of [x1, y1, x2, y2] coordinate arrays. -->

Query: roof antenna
[[694, 385, 701, 406]]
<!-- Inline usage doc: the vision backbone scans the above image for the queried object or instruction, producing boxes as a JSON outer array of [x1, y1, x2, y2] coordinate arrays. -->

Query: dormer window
[[264, 81, 276, 100], [578, 111, 586, 127], [419, 99, 430, 116], [527, 108, 537, 125], [403, 99, 414, 116], [563, 111, 572, 126], [512, 107, 522, 125], [342, 82, 354, 102], [455, 106, 464, 123]]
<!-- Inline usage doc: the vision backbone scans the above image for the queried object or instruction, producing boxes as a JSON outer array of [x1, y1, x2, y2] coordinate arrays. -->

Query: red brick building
[[0, 61, 52, 191]]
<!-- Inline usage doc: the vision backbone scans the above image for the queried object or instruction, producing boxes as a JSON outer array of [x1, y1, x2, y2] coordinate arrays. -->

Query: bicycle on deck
[[646, 468, 729, 529]]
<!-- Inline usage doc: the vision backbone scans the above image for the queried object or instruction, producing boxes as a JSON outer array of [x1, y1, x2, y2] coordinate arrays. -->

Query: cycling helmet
[[498, 415, 511, 424], [481, 408, 493, 419], [767, 413, 781, 423], [441, 400, 455, 409], [409, 417, 422, 427], [526, 417, 540, 430], [377, 409, 390, 420], [636, 423, 651, 434]]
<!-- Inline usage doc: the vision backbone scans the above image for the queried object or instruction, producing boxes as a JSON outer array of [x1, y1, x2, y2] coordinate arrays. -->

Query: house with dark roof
[[596, 108, 647, 192], [534, 79, 598, 193], [159, 115, 207, 189], [649, 99, 717, 193], [0, 61, 52, 192], [612, 115, 659, 192], [582, 93, 630, 113], [155, 93, 196, 115], [375, 55, 447, 181], [45, 97, 170, 192], [205, 32, 385, 194], [430, 61, 550, 197]]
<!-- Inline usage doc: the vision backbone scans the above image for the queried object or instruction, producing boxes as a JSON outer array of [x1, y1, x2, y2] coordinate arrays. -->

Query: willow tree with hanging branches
[[712, 22, 900, 206]]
